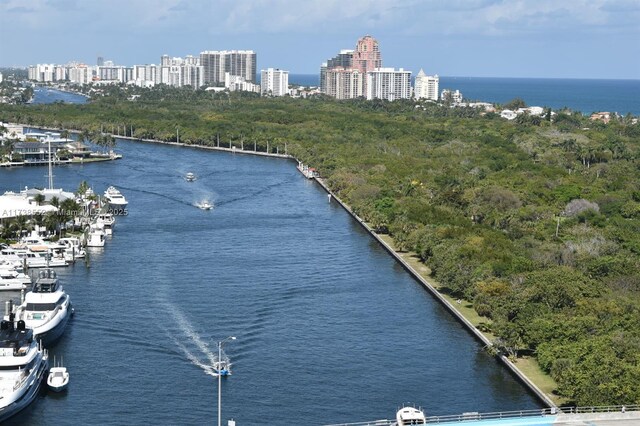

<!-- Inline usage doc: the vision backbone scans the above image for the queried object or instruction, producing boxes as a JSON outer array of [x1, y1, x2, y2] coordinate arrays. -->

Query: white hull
[[47, 367, 69, 392]]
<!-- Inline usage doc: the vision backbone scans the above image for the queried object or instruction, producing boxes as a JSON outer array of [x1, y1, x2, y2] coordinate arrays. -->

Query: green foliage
[[1, 85, 639, 405]]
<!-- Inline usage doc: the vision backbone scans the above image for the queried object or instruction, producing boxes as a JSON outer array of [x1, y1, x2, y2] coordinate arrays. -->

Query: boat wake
[[161, 301, 220, 377]]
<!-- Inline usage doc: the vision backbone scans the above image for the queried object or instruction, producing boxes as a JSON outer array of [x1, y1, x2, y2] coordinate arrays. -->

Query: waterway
[[30, 87, 88, 105], [2, 89, 541, 424]]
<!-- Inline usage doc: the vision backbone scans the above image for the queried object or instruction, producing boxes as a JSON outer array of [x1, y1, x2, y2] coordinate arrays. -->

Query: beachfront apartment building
[[366, 68, 412, 101], [261, 68, 289, 97], [414, 70, 439, 101], [325, 68, 364, 99], [200, 50, 257, 85]]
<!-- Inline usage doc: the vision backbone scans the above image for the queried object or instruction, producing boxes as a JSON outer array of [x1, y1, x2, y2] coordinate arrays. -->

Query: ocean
[[287, 74, 640, 116]]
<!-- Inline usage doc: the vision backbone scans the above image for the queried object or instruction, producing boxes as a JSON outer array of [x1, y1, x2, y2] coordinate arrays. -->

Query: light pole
[[218, 336, 236, 426]]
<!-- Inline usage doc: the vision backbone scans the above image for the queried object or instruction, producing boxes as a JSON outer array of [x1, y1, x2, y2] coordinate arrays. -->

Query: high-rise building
[[366, 68, 412, 101], [97, 56, 104, 66], [414, 69, 439, 101], [200, 50, 257, 85], [261, 68, 289, 96], [321, 36, 382, 98]]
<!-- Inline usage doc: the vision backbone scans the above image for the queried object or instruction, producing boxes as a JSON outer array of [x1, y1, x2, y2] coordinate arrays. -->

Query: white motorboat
[[58, 237, 86, 260], [96, 212, 115, 235], [0, 320, 49, 423], [8, 247, 68, 268], [11, 269, 72, 347], [196, 200, 213, 210], [396, 407, 427, 425], [0, 269, 30, 291], [185, 172, 196, 182], [86, 222, 106, 248], [103, 186, 128, 211], [47, 358, 69, 392]]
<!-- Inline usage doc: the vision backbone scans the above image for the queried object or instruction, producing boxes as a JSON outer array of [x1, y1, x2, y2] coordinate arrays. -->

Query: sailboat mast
[[48, 138, 53, 190]]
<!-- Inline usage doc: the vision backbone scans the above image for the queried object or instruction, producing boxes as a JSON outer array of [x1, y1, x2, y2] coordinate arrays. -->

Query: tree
[[504, 98, 526, 110], [33, 193, 45, 206]]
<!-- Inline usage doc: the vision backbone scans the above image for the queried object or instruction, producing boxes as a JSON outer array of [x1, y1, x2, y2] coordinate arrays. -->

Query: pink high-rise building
[[321, 35, 382, 98], [352, 35, 382, 75]]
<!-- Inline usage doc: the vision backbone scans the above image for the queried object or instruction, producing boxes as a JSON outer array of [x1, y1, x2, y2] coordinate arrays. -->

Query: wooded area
[[2, 87, 639, 405]]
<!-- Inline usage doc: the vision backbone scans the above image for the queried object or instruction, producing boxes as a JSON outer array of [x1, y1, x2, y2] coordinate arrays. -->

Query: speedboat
[[11, 269, 72, 347], [0, 320, 49, 423], [197, 201, 212, 211], [47, 358, 69, 392], [103, 186, 128, 211], [185, 172, 196, 182], [86, 222, 106, 248]]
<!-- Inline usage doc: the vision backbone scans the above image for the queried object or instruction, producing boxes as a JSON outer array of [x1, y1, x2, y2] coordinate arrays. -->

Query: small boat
[[185, 172, 196, 182], [197, 201, 212, 210], [396, 406, 427, 425], [96, 213, 115, 236], [47, 358, 69, 392]]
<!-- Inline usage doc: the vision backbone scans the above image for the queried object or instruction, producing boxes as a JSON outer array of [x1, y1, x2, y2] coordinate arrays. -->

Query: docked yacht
[[396, 407, 427, 425], [0, 320, 49, 423], [0, 269, 30, 291], [86, 222, 106, 248], [11, 269, 72, 346], [96, 212, 115, 235], [103, 186, 128, 211], [185, 172, 196, 182]]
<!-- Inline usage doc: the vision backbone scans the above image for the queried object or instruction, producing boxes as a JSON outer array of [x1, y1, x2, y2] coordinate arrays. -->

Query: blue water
[[286, 74, 640, 116], [31, 88, 88, 105], [0, 139, 541, 424]]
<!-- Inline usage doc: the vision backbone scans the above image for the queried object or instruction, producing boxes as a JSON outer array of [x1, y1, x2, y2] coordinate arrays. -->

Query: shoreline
[[7, 124, 559, 408]]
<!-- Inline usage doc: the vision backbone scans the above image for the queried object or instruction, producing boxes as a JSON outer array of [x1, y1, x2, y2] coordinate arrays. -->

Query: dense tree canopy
[[1, 86, 639, 405]]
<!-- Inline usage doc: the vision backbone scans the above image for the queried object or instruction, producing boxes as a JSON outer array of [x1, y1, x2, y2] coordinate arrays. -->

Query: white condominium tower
[[366, 68, 412, 101], [260, 68, 289, 96], [200, 50, 257, 85], [414, 69, 439, 100]]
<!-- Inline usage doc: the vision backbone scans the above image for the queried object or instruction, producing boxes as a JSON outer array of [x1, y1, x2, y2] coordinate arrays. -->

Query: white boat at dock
[[10, 269, 73, 347], [103, 186, 128, 211], [297, 161, 317, 179], [86, 222, 106, 248], [0, 268, 30, 291], [0, 320, 49, 423], [96, 212, 115, 235], [47, 357, 69, 392]]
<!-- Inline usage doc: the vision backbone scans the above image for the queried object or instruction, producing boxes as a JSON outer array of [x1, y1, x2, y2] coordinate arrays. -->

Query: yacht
[[103, 186, 128, 211], [11, 269, 72, 347], [185, 172, 196, 182], [0, 320, 49, 423], [86, 222, 106, 248], [96, 212, 115, 235], [0, 269, 30, 291]]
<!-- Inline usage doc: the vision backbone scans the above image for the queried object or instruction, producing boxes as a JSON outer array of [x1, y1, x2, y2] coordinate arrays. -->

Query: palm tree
[[33, 194, 45, 206], [60, 129, 70, 140], [50, 196, 60, 209]]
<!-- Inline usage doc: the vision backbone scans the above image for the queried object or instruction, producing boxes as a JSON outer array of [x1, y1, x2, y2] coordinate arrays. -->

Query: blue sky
[[0, 0, 639, 79]]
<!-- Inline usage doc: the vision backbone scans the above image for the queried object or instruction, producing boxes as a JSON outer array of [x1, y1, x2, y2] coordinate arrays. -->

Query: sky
[[0, 0, 639, 79]]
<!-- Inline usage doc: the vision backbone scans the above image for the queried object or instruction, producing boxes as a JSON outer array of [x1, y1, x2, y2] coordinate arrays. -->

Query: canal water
[[0, 91, 541, 425]]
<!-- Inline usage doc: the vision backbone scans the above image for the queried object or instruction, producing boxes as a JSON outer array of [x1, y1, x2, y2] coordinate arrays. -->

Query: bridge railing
[[322, 404, 640, 426]]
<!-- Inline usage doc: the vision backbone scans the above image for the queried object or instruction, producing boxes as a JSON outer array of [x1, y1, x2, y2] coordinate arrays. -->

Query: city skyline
[[0, 0, 639, 79]]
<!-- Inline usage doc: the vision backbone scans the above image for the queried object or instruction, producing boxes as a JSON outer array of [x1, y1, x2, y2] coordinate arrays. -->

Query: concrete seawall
[[315, 177, 557, 409]]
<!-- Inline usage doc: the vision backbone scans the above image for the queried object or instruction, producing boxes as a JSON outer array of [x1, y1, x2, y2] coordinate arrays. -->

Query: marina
[[0, 138, 540, 425]]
